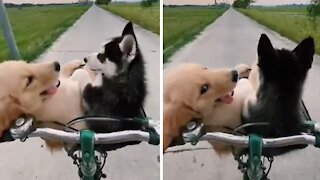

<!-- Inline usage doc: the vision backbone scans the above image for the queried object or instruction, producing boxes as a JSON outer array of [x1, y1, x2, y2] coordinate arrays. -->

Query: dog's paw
[[234, 64, 252, 79], [61, 59, 85, 77]]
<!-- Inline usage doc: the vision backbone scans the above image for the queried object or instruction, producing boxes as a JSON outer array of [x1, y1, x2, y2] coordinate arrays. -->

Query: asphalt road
[[0, 5, 160, 180], [164, 8, 320, 180]]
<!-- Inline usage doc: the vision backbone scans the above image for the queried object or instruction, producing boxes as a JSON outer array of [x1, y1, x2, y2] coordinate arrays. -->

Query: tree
[[307, 0, 320, 19], [141, 0, 158, 7], [96, 0, 111, 5], [233, 0, 255, 8]]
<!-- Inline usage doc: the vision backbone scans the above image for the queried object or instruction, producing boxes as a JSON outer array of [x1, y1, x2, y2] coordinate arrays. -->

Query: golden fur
[[0, 60, 93, 150], [163, 63, 252, 152], [0, 61, 59, 137], [33, 60, 93, 150]]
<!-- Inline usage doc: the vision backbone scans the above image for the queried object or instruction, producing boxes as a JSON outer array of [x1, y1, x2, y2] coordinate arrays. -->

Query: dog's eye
[[26, 76, 34, 87], [200, 84, 208, 95]]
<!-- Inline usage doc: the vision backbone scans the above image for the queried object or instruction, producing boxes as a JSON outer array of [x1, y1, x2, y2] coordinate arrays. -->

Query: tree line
[[232, 0, 320, 19], [96, 0, 158, 7]]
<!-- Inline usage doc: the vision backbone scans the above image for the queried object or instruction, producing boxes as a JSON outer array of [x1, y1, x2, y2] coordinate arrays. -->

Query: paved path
[[164, 8, 320, 180], [0, 5, 160, 180]]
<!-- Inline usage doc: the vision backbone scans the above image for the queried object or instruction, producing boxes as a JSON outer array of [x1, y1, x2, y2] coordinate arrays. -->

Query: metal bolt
[[15, 118, 25, 127], [186, 121, 197, 130]]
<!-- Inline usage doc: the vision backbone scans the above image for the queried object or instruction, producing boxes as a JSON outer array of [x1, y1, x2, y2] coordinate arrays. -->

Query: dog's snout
[[84, 58, 88, 63], [231, 70, 238, 82], [53, 61, 60, 72]]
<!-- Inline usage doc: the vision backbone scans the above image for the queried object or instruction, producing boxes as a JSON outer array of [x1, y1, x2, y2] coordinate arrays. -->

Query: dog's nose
[[84, 58, 88, 63], [53, 61, 60, 72], [231, 70, 238, 82]]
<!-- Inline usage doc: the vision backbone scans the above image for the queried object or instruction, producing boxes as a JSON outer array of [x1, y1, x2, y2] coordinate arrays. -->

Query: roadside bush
[[141, 0, 158, 7], [308, 0, 320, 19], [96, 0, 111, 5], [233, 0, 254, 8]]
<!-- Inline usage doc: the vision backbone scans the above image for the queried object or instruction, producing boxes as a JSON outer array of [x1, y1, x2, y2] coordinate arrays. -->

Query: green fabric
[[148, 129, 160, 145], [0, 129, 15, 143]]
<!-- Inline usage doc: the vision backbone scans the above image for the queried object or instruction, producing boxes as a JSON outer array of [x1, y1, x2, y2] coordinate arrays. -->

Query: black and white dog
[[244, 34, 315, 156], [82, 22, 147, 148]]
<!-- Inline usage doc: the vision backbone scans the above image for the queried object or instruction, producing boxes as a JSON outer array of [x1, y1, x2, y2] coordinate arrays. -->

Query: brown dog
[[0, 61, 60, 138], [163, 63, 252, 152], [32, 60, 93, 150]]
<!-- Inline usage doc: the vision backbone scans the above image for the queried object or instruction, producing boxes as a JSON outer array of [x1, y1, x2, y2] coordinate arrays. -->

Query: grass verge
[[0, 5, 89, 61], [100, 3, 160, 34], [163, 6, 227, 63], [238, 7, 320, 55]]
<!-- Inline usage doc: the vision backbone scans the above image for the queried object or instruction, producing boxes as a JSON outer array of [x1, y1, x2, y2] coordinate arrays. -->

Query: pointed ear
[[122, 22, 135, 36], [257, 34, 274, 57], [293, 37, 314, 69], [119, 34, 137, 63]]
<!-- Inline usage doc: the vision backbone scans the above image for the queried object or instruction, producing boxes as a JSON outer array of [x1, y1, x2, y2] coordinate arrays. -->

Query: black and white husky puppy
[[82, 22, 147, 137], [244, 34, 315, 156]]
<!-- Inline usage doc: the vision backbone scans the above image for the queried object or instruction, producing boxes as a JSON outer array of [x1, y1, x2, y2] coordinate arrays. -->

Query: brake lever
[[182, 121, 205, 145], [10, 117, 35, 142]]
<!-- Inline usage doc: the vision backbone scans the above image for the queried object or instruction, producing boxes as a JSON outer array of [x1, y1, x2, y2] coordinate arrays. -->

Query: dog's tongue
[[220, 94, 233, 104], [46, 86, 57, 95]]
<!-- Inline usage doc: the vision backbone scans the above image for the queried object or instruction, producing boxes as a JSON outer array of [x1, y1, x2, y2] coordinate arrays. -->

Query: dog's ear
[[163, 102, 200, 151], [122, 22, 136, 38], [0, 95, 23, 138], [119, 34, 137, 63], [257, 34, 274, 57], [293, 37, 314, 69]]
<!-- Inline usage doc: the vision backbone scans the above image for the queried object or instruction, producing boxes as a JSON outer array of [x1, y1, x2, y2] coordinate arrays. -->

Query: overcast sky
[[164, 0, 310, 5]]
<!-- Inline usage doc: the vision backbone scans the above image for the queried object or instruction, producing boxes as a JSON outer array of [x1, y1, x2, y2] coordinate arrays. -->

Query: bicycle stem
[[247, 134, 263, 180], [80, 130, 96, 180]]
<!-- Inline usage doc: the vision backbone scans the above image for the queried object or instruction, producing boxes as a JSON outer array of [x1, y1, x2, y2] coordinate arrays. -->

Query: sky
[[164, 0, 310, 5]]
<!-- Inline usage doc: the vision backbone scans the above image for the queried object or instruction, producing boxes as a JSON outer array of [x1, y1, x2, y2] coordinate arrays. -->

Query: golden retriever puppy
[[163, 63, 252, 152], [0, 61, 60, 138], [32, 60, 94, 150]]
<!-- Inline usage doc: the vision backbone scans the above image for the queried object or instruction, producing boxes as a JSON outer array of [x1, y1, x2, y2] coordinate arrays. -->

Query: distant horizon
[[3, 0, 140, 5], [164, 0, 310, 6]]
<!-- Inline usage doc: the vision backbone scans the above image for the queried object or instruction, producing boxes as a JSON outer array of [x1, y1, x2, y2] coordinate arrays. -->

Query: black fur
[[244, 34, 315, 156], [83, 22, 147, 151]]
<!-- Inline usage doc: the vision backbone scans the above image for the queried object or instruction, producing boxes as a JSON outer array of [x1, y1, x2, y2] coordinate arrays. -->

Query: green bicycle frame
[[80, 130, 96, 180], [244, 134, 263, 180], [242, 122, 320, 180]]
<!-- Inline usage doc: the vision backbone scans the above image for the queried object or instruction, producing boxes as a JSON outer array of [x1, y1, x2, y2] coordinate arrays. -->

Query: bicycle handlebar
[[27, 128, 155, 144], [10, 117, 160, 145], [196, 132, 320, 148], [182, 121, 320, 148]]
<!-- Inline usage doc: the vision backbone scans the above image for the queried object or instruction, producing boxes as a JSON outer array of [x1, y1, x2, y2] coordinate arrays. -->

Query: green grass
[[0, 6, 89, 61], [163, 7, 227, 63], [100, 3, 159, 34], [238, 7, 320, 55]]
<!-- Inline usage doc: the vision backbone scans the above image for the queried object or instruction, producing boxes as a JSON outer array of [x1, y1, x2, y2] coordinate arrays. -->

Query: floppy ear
[[0, 95, 23, 138], [257, 34, 274, 57], [293, 37, 315, 69], [119, 34, 137, 63], [163, 102, 200, 152]]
